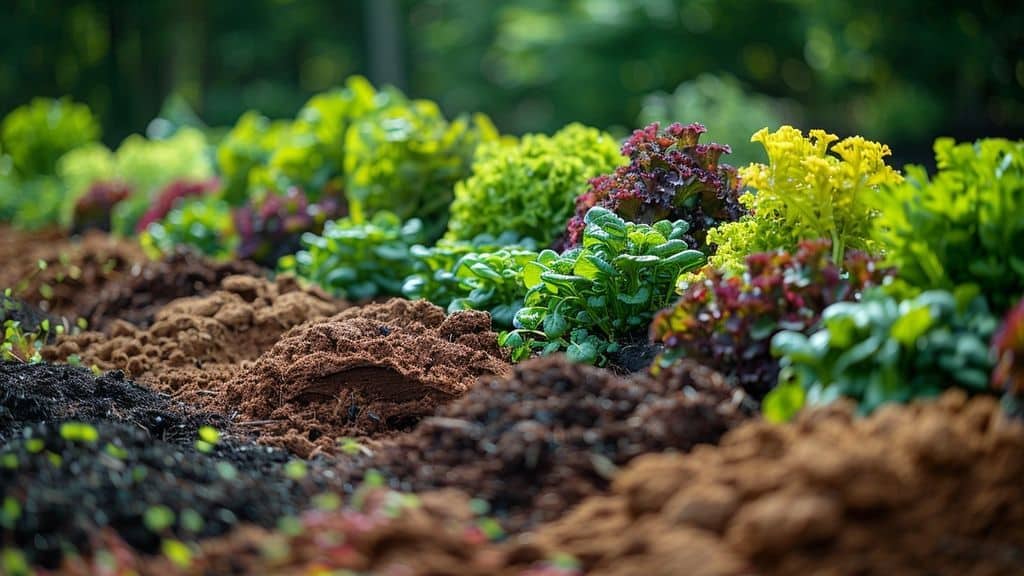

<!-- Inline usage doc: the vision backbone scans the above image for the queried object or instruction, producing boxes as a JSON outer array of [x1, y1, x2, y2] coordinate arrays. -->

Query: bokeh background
[[3, 0, 1022, 165]]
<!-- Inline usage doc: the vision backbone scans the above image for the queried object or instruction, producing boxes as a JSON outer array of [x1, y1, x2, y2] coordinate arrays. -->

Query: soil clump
[[510, 390, 1024, 576], [360, 356, 755, 532], [42, 274, 344, 404], [77, 248, 265, 331], [218, 298, 511, 457]]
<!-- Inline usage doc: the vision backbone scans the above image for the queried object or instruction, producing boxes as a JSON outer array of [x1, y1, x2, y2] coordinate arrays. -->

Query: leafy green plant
[[403, 234, 539, 328], [873, 138, 1024, 313], [0, 176, 67, 230], [141, 196, 238, 260], [501, 207, 705, 364], [216, 111, 292, 205], [640, 74, 792, 167], [1, 293, 78, 363], [707, 126, 902, 274], [280, 212, 427, 300], [563, 122, 744, 252], [767, 287, 998, 420], [446, 123, 623, 245], [344, 98, 499, 239], [650, 240, 891, 400], [0, 97, 100, 178]]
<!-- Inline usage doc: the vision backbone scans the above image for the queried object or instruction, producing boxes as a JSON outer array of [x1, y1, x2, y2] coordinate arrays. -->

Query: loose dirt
[[360, 356, 755, 532], [0, 229, 146, 318], [217, 298, 511, 457], [509, 390, 1024, 576], [42, 274, 344, 404], [0, 362, 349, 569]]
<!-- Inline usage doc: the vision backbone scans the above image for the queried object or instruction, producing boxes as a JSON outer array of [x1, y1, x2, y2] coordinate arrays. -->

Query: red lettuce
[[72, 180, 133, 233], [135, 178, 221, 233]]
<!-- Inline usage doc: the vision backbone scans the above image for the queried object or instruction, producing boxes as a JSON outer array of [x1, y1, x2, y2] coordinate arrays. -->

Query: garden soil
[[0, 362, 349, 568], [217, 298, 511, 457], [359, 356, 756, 532], [42, 274, 344, 405], [508, 390, 1024, 576]]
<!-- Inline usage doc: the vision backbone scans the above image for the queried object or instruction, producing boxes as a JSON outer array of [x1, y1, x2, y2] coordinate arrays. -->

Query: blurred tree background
[[2, 0, 1021, 165]]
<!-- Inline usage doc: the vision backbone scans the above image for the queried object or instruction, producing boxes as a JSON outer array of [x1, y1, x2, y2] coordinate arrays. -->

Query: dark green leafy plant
[[216, 111, 292, 205], [280, 212, 427, 300], [874, 137, 1024, 313], [650, 240, 891, 400], [140, 196, 238, 260], [0, 97, 100, 178], [766, 287, 998, 421], [446, 123, 623, 245], [403, 234, 539, 328], [502, 207, 705, 364]]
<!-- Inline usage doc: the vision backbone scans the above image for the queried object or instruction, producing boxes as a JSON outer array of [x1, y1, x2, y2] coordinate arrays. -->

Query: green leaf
[[890, 306, 934, 346], [762, 382, 806, 423], [523, 261, 546, 289], [543, 312, 568, 339], [566, 340, 598, 364]]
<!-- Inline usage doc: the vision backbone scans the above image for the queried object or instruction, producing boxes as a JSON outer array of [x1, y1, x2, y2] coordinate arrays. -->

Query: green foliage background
[[1, 0, 1020, 165]]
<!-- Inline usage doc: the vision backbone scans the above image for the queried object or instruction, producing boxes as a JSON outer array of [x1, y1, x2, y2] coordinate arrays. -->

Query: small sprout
[[46, 452, 62, 467], [104, 442, 128, 460], [144, 505, 175, 532], [215, 461, 238, 480], [363, 469, 384, 488], [0, 453, 17, 469], [76, 317, 88, 330], [284, 460, 307, 480], [195, 425, 220, 453], [469, 498, 490, 515], [60, 422, 99, 443], [90, 364, 102, 376], [276, 515, 303, 537], [476, 517, 505, 541], [38, 284, 53, 301], [131, 465, 148, 482], [36, 259, 47, 271], [26, 438, 45, 454], [161, 539, 192, 568], [66, 354, 82, 367], [312, 492, 342, 511], [1, 497, 22, 529], [180, 509, 204, 533], [1, 548, 30, 576], [337, 437, 364, 456], [3, 288, 10, 297]]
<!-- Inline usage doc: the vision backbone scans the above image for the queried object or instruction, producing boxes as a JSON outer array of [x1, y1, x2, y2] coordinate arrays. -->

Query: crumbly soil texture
[[217, 298, 511, 457], [510, 390, 1024, 576], [356, 356, 756, 532], [0, 362, 347, 568]]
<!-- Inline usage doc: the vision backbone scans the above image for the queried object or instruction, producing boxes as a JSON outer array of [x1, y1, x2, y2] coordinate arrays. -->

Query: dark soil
[[217, 298, 511, 457], [77, 248, 266, 331], [0, 361, 348, 569], [359, 356, 755, 532], [0, 295, 61, 336], [510, 390, 1024, 576]]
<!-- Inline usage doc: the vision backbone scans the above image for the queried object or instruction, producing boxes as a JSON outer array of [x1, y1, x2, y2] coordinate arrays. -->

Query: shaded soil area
[[77, 248, 265, 331], [510, 390, 1024, 576], [358, 356, 756, 532], [0, 361, 348, 569], [0, 295, 61, 335], [42, 274, 344, 403], [0, 230, 146, 319], [217, 299, 511, 457]]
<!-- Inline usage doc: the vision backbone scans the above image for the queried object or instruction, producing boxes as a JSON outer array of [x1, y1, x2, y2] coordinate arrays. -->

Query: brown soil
[[42, 274, 344, 405], [76, 248, 265, 331], [216, 298, 511, 457], [0, 229, 146, 318], [359, 356, 756, 532], [508, 390, 1024, 576]]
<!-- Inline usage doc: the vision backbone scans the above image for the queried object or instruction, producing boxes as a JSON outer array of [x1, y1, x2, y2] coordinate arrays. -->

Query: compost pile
[[0, 362, 348, 569], [42, 274, 343, 402], [363, 356, 756, 532], [511, 390, 1024, 576], [217, 298, 511, 457]]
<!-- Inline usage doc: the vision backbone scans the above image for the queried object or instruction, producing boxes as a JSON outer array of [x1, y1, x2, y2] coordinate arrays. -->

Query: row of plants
[[2, 78, 1022, 422]]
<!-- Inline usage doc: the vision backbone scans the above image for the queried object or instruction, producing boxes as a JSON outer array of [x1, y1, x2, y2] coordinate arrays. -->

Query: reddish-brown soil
[[358, 356, 756, 532], [508, 390, 1024, 576], [0, 229, 146, 318], [216, 298, 511, 457], [76, 248, 265, 331], [42, 274, 344, 404]]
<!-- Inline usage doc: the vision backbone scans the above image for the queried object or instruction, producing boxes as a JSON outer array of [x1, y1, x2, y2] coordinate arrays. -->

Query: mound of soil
[[362, 356, 755, 532], [77, 248, 266, 331], [0, 230, 146, 318], [511, 390, 1024, 576], [218, 299, 511, 457], [42, 274, 344, 402], [0, 361, 352, 569]]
